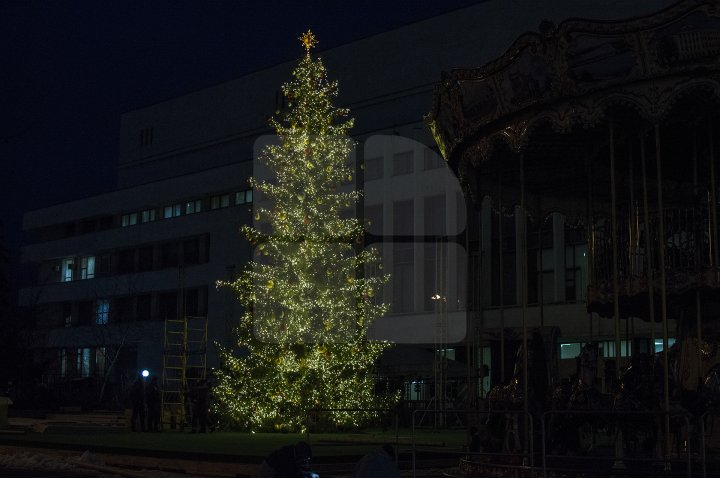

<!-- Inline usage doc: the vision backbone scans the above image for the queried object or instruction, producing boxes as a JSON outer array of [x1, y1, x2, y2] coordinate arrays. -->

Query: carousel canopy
[[426, 0, 720, 222]]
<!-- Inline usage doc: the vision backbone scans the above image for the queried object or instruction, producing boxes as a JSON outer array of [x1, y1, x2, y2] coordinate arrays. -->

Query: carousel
[[427, 0, 720, 475]]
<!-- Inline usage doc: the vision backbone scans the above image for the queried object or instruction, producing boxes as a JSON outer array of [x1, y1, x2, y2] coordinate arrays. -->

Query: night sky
[[0, 0, 481, 267]]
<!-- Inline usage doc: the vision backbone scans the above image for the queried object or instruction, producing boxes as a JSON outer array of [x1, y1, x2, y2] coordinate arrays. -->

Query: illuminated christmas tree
[[214, 31, 393, 431]]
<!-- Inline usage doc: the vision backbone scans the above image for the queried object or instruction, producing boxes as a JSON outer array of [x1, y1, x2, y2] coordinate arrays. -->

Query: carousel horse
[[548, 343, 612, 455], [485, 331, 549, 454]]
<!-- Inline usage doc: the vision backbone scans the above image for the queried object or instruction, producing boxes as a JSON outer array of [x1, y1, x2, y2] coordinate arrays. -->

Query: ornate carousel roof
[[426, 0, 720, 219]]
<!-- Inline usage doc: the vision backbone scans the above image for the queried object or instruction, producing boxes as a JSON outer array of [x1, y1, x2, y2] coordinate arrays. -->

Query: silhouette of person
[[129, 377, 146, 432], [145, 376, 161, 432], [258, 441, 313, 478]]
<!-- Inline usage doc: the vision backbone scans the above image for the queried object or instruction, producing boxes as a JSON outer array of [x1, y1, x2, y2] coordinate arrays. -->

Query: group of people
[[130, 375, 161, 432], [259, 441, 400, 478], [129, 374, 212, 433]]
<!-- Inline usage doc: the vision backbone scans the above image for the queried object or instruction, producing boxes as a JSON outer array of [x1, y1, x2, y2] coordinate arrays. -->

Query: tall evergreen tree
[[213, 32, 393, 431]]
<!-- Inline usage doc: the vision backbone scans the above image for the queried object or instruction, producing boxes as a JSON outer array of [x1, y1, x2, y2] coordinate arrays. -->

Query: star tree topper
[[300, 29, 318, 53]]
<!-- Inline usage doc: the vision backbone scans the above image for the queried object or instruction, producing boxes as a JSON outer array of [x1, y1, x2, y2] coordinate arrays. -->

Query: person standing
[[191, 379, 210, 433], [129, 377, 146, 432], [145, 376, 162, 432]]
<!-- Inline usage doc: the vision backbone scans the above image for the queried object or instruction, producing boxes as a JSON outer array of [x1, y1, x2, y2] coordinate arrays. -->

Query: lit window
[[185, 199, 202, 215], [78, 348, 92, 377], [141, 209, 156, 223], [121, 213, 138, 227], [235, 190, 253, 205], [96, 299, 110, 325], [80, 256, 95, 279], [654, 338, 676, 353], [60, 349, 68, 377], [164, 204, 181, 219], [560, 343, 583, 359], [61, 258, 74, 282]]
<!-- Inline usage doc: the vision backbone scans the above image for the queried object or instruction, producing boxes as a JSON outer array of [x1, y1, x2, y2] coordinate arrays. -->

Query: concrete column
[[481, 196, 492, 307]]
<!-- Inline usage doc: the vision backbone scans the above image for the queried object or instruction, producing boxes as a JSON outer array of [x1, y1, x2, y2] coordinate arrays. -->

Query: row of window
[[120, 189, 253, 228], [363, 148, 444, 181], [54, 235, 208, 284], [559, 338, 677, 360], [48, 287, 208, 329]]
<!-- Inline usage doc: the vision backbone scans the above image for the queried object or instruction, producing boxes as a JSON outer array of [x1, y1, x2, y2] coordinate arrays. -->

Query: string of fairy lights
[[213, 31, 396, 431]]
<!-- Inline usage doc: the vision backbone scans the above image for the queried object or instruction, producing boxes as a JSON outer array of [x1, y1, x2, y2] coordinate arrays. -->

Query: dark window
[[138, 246, 154, 272], [96, 254, 111, 276], [137, 294, 152, 321], [423, 147, 444, 170], [97, 216, 113, 231], [118, 248, 136, 274], [364, 156, 383, 181], [158, 291, 177, 320], [183, 238, 200, 265], [160, 242, 179, 268], [392, 151, 414, 176], [114, 296, 134, 322], [185, 289, 207, 317], [77, 301, 93, 326], [79, 219, 96, 234]]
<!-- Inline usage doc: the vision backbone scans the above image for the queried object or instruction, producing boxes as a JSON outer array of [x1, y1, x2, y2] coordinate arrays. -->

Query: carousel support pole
[[640, 133, 656, 351], [586, 151, 594, 342], [610, 120, 622, 376], [654, 123, 671, 459], [694, 131, 703, 386], [520, 152, 529, 456], [709, 118, 718, 274], [498, 168, 506, 383]]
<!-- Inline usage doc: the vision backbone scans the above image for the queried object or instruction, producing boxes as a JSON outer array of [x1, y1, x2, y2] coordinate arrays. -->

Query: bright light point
[[141, 369, 149, 378]]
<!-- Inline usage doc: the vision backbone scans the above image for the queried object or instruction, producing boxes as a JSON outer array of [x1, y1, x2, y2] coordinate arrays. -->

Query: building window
[[138, 245, 154, 272], [393, 243, 414, 313], [95, 254, 111, 276], [96, 299, 110, 325], [118, 248, 136, 274], [121, 213, 138, 227], [78, 348, 92, 377], [364, 204, 383, 235], [158, 291, 178, 320], [60, 349, 69, 377], [235, 189, 253, 205], [95, 347, 106, 375], [79, 256, 95, 280], [185, 199, 202, 215], [423, 148, 444, 170], [364, 156, 383, 181], [566, 243, 588, 301], [160, 241, 180, 268], [393, 200, 414, 235], [139, 127, 153, 147], [141, 209, 156, 223], [61, 258, 74, 282], [183, 238, 200, 265], [392, 150, 414, 176], [560, 342, 583, 359], [163, 204, 182, 219], [211, 194, 230, 210], [654, 338, 676, 353]]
